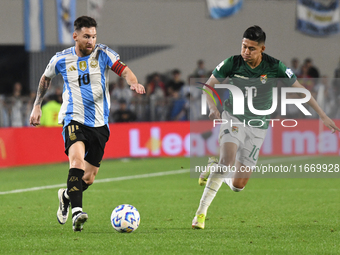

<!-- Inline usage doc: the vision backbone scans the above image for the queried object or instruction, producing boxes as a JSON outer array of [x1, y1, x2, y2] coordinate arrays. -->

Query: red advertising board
[[0, 120, 339, 168], [190, 119, 340, 156], [0, 126, 66, 168], [261, 119, 340, 155], [104, 122, 190, 158], [0, 122, 190, 168]]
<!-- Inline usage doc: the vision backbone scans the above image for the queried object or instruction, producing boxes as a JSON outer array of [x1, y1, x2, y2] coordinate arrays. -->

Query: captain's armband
[[111, 60, 127, 76]]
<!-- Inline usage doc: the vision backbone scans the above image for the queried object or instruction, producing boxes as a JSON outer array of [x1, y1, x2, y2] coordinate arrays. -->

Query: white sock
[[224, 173, 244, 192], [196, 164, 226, 216]]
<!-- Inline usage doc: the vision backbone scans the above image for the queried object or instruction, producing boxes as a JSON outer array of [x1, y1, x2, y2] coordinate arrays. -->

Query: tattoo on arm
[[34, 75, 51, 106]]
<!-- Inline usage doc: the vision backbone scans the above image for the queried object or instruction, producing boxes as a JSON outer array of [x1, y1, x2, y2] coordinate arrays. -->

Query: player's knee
[[69, 158, 85, 170], [82, 175, 92, 185], [83, 172, 97, 185]]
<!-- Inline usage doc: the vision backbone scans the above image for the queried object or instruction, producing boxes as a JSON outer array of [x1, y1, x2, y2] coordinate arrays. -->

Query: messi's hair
[[74, 16, 97, 31], [243, 26, 266, 44]]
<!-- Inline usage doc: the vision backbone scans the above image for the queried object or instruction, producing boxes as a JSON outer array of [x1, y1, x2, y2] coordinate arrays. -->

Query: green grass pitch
[[0, 156, 339, 254]]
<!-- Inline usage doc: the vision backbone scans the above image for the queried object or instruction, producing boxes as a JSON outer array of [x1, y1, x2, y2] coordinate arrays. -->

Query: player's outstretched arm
[[204, 74, 221, 120], [29, 75, 51, 126], [121, 67, 145, 94], [292, 80, 340, 133]]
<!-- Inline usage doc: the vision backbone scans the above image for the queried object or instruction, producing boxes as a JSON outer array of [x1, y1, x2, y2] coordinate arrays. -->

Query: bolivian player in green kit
[[192, 25, 340, 229], [214, 53, 296, 129]]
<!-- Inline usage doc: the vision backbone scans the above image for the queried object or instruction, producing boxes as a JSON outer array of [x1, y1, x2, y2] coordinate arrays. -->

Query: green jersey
[[212, 53, 297, 129]]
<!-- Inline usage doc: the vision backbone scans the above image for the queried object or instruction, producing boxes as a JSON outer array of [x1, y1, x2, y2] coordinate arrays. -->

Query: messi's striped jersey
[[44, 44, 126, 127]]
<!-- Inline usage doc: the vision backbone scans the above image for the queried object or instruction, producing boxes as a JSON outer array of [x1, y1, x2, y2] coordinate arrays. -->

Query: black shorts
[[62, 120, 110, 167]]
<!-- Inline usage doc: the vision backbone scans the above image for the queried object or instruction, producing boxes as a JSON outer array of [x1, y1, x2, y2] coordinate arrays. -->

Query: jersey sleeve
[[101, 45, 127, 76], [212, 57, 234, 79], [43, 55, 58, 79], [277, 61, 297, 86]]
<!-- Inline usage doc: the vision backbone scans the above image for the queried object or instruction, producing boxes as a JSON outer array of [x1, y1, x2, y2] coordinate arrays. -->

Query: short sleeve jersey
[[212, 53, 297, 129], [44, 44, 125, 128]]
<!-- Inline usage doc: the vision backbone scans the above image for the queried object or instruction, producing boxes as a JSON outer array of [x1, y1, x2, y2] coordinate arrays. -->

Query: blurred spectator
[[297, 64, 315, 93], [129, 90, 149, 121], [290, 58, 300, 76], [315, 75, 334, 117], [111, 98, 137, 123], [333, 58, 340, 98], [193, 59, 207, 78], [180, 75, 202, 121], [167, 90, 188, 121], [111, 77, 133, 104], [181, 74, 200, 100], [187, 92, 201, 121], [0, 95, 9, 127], [304, 58, 319, 78], [109, 81, 116, 95], [285, 93, 306, 119], [23, 91, 37, 126], [40, 92, 62, 127], [7, 82, 24, 127], [166, 69, 184, 96], [146, 72, 166, 98]]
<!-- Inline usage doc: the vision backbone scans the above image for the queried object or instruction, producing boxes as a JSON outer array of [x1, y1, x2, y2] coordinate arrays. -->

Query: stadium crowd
[[0, 58, 340, 127]]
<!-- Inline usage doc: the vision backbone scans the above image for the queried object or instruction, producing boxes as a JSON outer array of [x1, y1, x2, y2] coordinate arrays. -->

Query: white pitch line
[[0, 156, 315, 195], [0, 169, 190, 195]]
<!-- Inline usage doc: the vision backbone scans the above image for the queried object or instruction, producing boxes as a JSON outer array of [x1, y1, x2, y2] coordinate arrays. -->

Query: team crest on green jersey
[[260, 74, 267, 84], [79, 61, 87, 71]]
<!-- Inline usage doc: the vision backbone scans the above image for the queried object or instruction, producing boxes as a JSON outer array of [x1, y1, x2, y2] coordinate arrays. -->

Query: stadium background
[[0, 1, 339, 254], [0, 0, 339, 167], [0, 0, 339, 88]]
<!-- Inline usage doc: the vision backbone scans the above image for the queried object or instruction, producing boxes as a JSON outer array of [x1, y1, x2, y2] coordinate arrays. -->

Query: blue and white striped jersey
[[44, 44, 122, 127]]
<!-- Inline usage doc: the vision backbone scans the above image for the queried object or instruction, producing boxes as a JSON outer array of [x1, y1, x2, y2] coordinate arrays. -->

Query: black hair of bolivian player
[[243, 25, 266, 44], [74, 16, 97, 31]]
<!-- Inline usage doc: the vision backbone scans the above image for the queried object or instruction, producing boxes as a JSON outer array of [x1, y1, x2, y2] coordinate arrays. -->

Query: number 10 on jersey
[[78, 73, 90, 86]]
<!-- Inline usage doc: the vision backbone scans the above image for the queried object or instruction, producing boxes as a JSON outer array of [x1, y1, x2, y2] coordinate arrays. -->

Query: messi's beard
[[79, 45, 94, 57]]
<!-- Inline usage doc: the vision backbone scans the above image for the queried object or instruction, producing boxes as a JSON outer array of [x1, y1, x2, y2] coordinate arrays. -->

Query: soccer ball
[[110, 204, 140, 233]]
